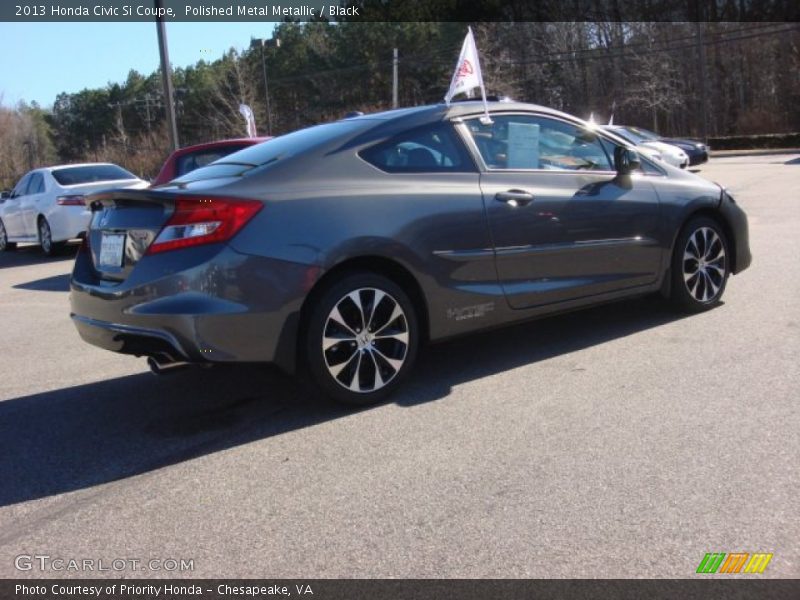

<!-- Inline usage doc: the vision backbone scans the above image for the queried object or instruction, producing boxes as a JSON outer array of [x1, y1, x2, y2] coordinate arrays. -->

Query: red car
[[152, 137, 271, 186]]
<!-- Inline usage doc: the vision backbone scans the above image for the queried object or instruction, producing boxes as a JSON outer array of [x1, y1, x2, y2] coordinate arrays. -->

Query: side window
[[465, 115, 613, 172], [27, 173, 45, 194], [360, 124, 474, 173], [12, 174, 31, 197]]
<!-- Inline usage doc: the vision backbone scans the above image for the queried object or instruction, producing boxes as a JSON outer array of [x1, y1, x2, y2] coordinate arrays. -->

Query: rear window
[[52, 165, 138, 186], [176, 145, 251, 177], [217, 120, 367, 167]]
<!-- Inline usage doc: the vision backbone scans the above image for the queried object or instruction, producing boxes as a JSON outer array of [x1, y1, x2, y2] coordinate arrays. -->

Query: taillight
[[147, 196, 262, 255], [57, 195, 86, 206]]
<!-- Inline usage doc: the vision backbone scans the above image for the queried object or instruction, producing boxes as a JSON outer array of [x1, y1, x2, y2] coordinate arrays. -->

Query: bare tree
[[206, 50, 261, 139], [0, 96, 56, 188], [620, 39, 683, 130]]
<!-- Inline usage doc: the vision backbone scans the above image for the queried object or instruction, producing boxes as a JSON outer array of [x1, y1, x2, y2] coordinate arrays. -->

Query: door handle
[[495, 189, 534, 207]]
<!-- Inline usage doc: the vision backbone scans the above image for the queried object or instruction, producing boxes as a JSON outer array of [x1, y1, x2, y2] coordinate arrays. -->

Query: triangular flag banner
[[445, 27, 491, 123]]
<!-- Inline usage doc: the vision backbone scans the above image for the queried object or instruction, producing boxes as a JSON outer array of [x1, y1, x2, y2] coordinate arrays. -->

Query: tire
[[305, 272, 419, 405], [38, 217, 65, 256], [670, 216, 730, 313], [0, 219, 17, 251]]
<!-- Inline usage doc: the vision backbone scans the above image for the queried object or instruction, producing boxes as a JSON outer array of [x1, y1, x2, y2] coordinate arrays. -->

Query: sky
[[0, 22, 276, 108]]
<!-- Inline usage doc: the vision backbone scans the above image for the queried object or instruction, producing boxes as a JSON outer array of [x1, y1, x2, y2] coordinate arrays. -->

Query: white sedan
[[604, 125, 689, 169], [0, 163, 147, 255]]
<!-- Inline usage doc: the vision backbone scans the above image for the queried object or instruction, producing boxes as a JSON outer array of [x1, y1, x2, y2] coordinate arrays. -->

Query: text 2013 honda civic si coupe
[[70, 101, 751, 404]]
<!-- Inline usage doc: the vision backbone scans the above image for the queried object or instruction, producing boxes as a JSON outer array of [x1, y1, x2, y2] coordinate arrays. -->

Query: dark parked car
[[70, 101, 750, 405], [623, 126, 709, 167], [151, 137, 271, 186]]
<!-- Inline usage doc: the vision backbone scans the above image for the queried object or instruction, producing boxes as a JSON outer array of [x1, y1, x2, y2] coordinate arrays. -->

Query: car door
[[458, 112, 663, 309], [2, 173, 31, 238], [21, 171, 46, 237]]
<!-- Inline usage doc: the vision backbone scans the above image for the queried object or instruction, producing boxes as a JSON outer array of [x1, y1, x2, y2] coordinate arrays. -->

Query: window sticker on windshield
[[507, 122, 540, 169]]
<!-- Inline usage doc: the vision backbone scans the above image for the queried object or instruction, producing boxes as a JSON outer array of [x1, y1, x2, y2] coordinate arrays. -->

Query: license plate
[[99, 233, 125, 267]]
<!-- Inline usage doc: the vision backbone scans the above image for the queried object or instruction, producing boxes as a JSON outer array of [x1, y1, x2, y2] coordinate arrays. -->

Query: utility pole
[[144, 94, 152, 131], [392, 48, 399, 108], [695, 22, 709, 143], [155, 0, 179, 151], [260, 42, 272, 135], [251, 36, 281, 136]]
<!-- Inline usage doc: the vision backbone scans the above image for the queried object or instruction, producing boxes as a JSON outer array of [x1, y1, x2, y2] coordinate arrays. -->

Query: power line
[[403, 23, 799, 68], [501, 25, 800, 67], [284, 23, 796, 85]]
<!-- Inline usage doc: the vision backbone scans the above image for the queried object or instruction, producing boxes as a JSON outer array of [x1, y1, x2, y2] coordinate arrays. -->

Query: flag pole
[[470, 27, 492, 124]]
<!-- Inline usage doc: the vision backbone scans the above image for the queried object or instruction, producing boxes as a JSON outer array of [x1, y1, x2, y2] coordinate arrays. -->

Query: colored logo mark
[[696, 552, 773, 574]]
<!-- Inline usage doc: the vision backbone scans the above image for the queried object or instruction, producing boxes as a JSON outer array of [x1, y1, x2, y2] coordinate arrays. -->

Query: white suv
[[0, 163, 147, 255]]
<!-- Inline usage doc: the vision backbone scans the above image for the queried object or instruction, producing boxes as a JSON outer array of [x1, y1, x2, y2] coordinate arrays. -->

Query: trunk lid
[[86, 189, 175, 282]]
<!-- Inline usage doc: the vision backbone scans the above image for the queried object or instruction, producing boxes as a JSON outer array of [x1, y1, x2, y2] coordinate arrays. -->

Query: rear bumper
[[688, 150, 709, 166], [72, 315, 190, 362], [69, 244, 314, 371], [665, 155, 687, 169], [48, 206, 91, 242]]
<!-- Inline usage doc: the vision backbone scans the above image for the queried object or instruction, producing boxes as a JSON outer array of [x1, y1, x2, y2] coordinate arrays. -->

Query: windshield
[[52, 164, 138, 185], [605, 127, 636, 145], [626, 126, 660, 141], [613, 127, 650, 144]]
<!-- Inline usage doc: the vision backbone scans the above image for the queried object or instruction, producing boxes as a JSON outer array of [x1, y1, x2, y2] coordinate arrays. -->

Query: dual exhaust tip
[[147, 355, 189, 375]]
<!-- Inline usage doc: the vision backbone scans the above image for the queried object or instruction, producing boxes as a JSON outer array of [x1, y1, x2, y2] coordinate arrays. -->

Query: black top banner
[[2, 0, 799, 22], [2, 579, 800, 600]]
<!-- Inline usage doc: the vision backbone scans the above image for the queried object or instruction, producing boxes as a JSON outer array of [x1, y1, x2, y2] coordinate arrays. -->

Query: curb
[[710, 148, 800, 158]]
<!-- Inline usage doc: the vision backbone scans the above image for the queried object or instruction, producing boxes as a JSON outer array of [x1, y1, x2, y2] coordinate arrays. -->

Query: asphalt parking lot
[[0, 154, 797, 579]]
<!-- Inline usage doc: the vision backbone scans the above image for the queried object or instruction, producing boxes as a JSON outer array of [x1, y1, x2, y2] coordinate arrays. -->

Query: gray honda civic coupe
[[70, 101, 751, 404]]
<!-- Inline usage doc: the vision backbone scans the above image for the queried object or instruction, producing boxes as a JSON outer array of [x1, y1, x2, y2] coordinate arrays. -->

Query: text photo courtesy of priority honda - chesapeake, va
[[0, 2, 798, 599]]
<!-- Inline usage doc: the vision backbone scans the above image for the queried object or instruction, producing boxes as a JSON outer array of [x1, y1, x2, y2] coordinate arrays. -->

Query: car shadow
[[12, 273, 71, 292], [0, 297, 688, 507], [0, 243, 78, 270], [784, 157, 800, 165]]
